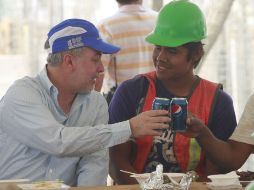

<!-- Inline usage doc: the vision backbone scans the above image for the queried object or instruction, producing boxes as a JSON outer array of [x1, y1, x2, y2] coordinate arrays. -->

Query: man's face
[[70, 47, 104, 93], [152, 45, 194, 81]]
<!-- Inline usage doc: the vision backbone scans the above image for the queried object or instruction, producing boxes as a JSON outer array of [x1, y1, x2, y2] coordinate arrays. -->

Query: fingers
[[149, 115, 170, 124], [143, 110, 170, 124], [141, 123, 168, 137], [186, 112, 198, 125], [186, 115, 193, 125], [129, 110, 170, 138], [148, 130, 164, 136], [149, 123, 169, 130], [145, 110, 169, 117]]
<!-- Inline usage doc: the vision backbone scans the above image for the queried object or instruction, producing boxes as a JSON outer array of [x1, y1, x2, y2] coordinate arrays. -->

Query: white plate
[[17, 182, 70, 190], [0, 179, 30, 183]]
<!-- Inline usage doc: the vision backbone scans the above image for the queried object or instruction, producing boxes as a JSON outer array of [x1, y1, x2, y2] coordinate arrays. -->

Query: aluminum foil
[[141, 164, 195, 190]]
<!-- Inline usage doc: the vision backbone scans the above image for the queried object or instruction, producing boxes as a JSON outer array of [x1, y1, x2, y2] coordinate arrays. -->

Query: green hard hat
[[246, 182, 254, 190], [146, 0, 207, 47]]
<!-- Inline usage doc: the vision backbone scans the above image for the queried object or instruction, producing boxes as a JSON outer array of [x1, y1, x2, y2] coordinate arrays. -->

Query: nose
[[97, 59, 104, 73], [156, 47, 167, 62]]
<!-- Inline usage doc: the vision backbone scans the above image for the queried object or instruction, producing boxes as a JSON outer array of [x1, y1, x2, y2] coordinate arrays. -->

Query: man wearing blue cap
[[0, 19, 169, 186]]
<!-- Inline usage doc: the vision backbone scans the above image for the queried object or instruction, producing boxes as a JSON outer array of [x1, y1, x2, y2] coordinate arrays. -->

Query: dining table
[[0, 182, 245, 190]]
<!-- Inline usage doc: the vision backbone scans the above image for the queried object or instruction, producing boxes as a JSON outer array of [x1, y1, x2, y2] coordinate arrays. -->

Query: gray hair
[[44, 38, 84, 66]]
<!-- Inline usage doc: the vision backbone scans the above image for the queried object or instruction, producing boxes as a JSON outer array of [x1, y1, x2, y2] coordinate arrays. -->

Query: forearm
[[110, 161, 138, 184], [109, 142, 138, 185], [77, 149, 109, 186], [196, 128, 246, 172], [3, 108, 131, 156]]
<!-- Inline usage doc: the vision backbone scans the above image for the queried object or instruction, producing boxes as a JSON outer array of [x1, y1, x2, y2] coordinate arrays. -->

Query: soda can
[[152, 97, 170, 111], [170, 97, 188, 132]]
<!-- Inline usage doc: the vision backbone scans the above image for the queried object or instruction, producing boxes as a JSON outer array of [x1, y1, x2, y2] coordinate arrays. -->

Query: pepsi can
[[152, 97, 170, 111], [170, 97, 188, 132]]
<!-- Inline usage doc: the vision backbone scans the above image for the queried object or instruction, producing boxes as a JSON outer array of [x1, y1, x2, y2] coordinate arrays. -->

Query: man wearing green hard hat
[[108, 0, 237, 184], [146, 0, 206, 48]]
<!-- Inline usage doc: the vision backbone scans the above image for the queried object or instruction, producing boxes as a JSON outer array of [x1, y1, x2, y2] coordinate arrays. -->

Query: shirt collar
[[38, 65, 91, 108], [38, 65, 57, 95], [119, 4, 147, 13]]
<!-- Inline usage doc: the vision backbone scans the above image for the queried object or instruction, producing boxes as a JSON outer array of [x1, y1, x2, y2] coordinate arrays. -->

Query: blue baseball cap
[[47, 18, 120, 54]]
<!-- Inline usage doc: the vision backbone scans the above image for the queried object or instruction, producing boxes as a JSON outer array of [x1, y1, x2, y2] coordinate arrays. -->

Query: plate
[[17, 181, 70, 190], [0, 179, 30, 183]]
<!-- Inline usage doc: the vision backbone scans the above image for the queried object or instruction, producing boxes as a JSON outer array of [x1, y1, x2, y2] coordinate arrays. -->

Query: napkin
[[207, 171, 242, 190], [207, 182, 242, 190]]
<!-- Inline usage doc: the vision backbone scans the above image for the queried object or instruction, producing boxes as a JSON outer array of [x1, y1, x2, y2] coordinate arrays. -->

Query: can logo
[[170, 97, 188, 132], [152, 97, 170, 111], [152, 97, 170, 131], [171, 104, 182, 115]]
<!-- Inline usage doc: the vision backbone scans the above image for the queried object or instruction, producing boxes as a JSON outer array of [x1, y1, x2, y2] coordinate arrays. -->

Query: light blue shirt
[[0, 67, 131, 186]]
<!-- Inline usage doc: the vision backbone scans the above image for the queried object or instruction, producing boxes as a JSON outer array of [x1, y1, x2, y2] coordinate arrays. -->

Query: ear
[[62, 53, 75, 71], [191, 47, 203, 64]]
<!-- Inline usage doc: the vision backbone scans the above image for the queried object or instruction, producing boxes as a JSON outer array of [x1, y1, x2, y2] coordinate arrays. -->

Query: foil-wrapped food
[[140, 164, 195, 190]]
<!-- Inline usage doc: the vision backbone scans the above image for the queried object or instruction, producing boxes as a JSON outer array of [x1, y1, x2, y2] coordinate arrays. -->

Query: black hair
[[182, 42, 204, 68], [116, 0, 139, 4]]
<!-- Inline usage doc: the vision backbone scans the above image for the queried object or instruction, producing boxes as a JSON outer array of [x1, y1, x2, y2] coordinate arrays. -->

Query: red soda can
[[170, 97, 188, 132]]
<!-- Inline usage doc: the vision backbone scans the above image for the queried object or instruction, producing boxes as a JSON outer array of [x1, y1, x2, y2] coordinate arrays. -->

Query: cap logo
[[67, 36, 84, 49], [48, 26, 87, 53]]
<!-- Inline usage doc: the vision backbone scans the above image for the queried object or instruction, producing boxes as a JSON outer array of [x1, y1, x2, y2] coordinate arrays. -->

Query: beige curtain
[[196, 0, 235, 73]]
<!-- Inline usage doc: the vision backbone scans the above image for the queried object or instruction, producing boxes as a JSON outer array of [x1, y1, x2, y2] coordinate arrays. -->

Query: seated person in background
[[0, 18, 170, 186], [108, 0, 237, 184], [185, 93, 254, 174]]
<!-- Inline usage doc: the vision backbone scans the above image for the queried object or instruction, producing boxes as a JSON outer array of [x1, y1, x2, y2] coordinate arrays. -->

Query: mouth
[[156, 64, 170, 71], [93, 72, 103, 80], [92, 77, 97, 84]]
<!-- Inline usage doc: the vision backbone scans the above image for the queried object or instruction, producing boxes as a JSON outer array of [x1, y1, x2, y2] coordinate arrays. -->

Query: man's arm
[[183, 90, 253, 173], [186, 117, 253, 172], [205, 159, 221, 177], [1, 83, 169, 157], [109, 141, 138, 184], [0, 85, 124, 156], [76, 149, 109, 186], [185, 93, 254, 172]]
